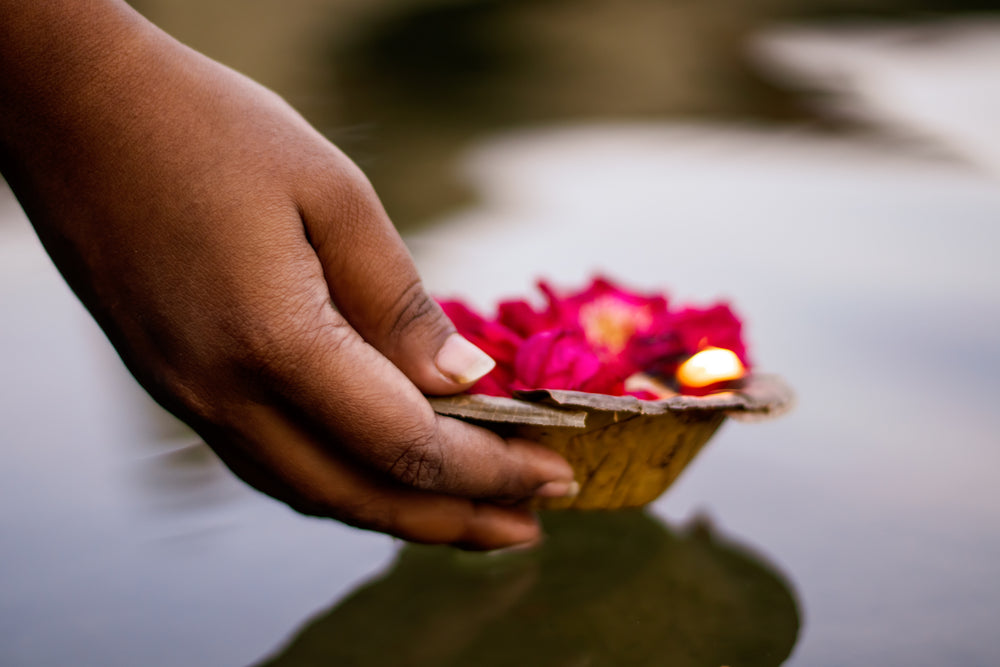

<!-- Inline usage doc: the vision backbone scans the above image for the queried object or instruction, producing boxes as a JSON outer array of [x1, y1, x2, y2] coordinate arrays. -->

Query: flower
[[513, 329, 637, 395], [540, 277, 669, 355], [438, 277, 750, 397]]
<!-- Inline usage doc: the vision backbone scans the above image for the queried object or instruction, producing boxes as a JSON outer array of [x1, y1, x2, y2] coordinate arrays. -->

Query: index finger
[[258, 289, 576, 501]]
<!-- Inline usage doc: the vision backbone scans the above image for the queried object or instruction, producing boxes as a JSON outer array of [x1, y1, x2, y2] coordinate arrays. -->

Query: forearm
[[0, 1, 153, 162], [0, 0, 280, 307]]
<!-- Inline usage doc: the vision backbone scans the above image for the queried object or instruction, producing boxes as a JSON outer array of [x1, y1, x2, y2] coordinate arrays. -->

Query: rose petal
[[497, 299, 554, 338]]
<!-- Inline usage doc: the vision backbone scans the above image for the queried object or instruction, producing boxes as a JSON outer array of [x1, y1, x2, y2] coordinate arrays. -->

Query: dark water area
[[261, 512, 800, 667], [3, 1, 1000, 666]]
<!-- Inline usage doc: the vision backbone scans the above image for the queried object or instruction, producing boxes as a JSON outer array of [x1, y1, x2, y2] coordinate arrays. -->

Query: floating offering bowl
[[430, 373, 793, 510]]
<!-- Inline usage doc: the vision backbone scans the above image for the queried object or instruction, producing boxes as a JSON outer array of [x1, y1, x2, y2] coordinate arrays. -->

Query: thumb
[[366, 280, 498, 395], [298, 157, 495, 395]]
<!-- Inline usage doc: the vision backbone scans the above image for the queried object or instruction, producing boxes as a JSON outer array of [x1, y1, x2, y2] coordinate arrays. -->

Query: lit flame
[[676, 347, 746, 391]]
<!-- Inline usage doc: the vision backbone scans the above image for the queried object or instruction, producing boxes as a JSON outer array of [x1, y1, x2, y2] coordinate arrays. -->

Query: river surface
[[2, 5, 1000, 666]]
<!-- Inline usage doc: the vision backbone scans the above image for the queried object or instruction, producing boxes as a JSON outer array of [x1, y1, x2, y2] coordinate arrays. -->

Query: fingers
[[258, 300, 574, 500], [392, 417, 578, 501], [292, 159, 494, 395], [225, 148, 578, 542], [211, 409, 543, 549]]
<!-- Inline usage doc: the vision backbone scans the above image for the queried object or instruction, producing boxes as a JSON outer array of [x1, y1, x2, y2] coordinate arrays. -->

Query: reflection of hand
[[0, 1, 574, 549]]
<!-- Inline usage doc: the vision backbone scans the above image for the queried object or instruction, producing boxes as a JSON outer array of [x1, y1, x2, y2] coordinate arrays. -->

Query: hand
[[0, 1, 575, 549]]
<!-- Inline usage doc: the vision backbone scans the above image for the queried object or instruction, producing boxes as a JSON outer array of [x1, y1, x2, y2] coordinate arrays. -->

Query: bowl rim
[[429, 373, 793, 428]]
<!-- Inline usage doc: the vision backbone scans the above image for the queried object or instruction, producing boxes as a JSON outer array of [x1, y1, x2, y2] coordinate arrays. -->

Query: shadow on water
[[258, 510, 800, 667]]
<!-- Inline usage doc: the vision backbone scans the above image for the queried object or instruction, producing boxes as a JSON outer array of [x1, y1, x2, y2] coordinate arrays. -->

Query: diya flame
[[438, 277, 750, 398]]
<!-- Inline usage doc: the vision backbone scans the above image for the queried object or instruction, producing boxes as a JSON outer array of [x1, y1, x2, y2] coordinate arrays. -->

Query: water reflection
[[259, 511, 800, 667], [331, 0, 810, 226]]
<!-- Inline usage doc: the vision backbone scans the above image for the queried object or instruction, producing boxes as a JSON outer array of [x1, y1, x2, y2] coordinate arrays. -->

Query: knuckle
[[309, 165, 382, 239], [382, 280, 449, 350], [386, 419, 446, 490]]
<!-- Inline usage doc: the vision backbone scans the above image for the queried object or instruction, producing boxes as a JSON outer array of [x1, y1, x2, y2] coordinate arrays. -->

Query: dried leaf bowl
[[430, 374, 793, 510]]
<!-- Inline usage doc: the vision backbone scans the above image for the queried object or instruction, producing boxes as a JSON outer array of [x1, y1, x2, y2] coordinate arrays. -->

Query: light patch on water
[[754, 17, 1000, 178]]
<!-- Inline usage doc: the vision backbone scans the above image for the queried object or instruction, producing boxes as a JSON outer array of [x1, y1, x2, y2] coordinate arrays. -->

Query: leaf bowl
[[430, 374, 793, 510]]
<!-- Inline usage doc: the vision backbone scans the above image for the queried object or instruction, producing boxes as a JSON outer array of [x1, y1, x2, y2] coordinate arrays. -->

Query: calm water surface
[[2, 2, 1000, 665]]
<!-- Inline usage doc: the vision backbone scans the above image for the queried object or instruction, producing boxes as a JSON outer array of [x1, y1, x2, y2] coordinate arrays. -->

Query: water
[[408, 120, 1000, 666], [3, 3, 1000, 665], [261, 512, 801, 666]]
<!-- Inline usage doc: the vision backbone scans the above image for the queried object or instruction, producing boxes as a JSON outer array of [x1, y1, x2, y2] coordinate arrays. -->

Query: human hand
[[0, 1, 575, 549]]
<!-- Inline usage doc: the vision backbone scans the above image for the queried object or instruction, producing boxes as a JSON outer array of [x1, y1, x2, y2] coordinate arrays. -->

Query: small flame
[[676, 347, 746, 391]]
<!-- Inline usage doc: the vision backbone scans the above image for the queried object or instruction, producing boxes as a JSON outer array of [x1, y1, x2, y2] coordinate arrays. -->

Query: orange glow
[[676, 347, 746, 390]]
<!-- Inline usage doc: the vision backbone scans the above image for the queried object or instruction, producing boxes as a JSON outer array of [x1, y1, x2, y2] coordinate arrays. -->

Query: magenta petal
[[497, 299, 552, 338], [672, 303, 750, 367], [515, 330, 605, 391], [470, 373, 511, 397], [560, 344, 602, 388], [514, 330, 559, 388], [438, 300, 486, 334]]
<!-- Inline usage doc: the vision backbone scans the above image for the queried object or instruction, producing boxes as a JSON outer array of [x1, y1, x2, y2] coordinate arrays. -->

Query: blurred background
[[2, 1, 1000, 665]]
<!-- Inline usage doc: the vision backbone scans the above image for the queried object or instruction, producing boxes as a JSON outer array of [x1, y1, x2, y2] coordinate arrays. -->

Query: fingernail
[[534, 480, 580, 498], [436, 333, 495, 384], [486, 535, 544, 556]]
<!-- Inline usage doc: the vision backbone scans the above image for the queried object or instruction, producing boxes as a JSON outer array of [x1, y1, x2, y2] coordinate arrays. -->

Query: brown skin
[[0, 0, 574, 549]]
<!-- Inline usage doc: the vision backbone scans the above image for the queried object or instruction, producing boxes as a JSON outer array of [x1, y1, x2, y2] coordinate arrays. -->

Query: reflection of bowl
[[430, 374, 793, 509], [258, 511, 800, 667]]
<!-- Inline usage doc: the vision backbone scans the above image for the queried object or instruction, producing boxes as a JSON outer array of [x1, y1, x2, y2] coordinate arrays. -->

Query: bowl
[[430, 374, 793, 509]]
